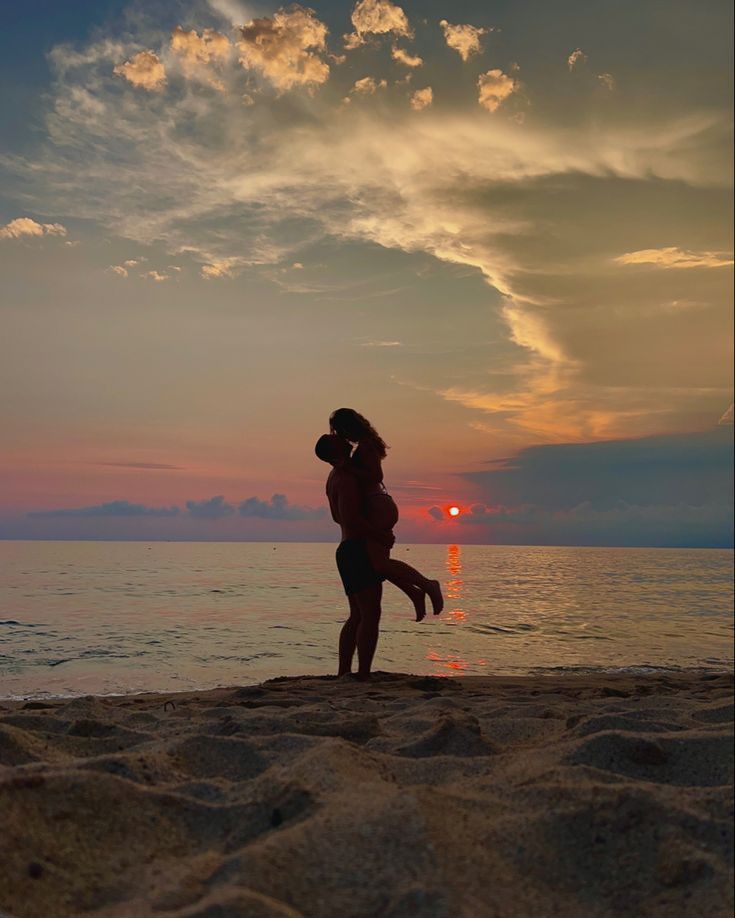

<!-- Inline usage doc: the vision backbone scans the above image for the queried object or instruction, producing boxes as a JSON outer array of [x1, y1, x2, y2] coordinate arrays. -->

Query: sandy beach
[[1, 670, 732, 917]]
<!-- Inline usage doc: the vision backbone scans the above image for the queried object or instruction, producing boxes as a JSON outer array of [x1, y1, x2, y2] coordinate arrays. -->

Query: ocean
[[1, 541, 732, 698]]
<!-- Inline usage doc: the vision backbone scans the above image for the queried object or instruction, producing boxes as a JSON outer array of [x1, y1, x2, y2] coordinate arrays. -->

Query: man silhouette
[[315, 433, 394, 680]]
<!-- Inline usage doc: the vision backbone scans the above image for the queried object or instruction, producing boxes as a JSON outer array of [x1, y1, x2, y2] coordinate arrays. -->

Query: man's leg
[[354, 582, 383, 680], [338, 595, 361, 676]]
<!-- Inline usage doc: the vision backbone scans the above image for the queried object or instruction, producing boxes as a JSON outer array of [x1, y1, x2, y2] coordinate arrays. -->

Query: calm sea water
[[0, 541, 732, 698]]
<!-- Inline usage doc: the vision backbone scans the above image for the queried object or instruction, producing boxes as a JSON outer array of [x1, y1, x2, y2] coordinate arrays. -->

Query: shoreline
[[1, 670, 733, 916], [3, 664, 732, 704]]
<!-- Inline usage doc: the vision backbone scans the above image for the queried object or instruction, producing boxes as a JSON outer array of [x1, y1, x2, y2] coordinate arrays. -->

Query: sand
[[0, 671, 732, 917]]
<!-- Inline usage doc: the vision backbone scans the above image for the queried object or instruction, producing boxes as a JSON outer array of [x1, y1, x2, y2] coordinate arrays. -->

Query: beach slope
[[1, 671, 733, 917]]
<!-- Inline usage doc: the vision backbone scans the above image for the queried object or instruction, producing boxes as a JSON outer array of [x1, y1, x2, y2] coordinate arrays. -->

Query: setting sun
[[448, 506, 461, 517]]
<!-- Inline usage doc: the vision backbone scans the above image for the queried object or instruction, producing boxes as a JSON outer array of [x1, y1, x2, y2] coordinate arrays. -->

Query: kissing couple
[[315, 408, 443, 681]]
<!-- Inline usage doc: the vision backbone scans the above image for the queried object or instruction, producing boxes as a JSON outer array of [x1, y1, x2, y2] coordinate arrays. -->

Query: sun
[[448, 506, 461, 517]]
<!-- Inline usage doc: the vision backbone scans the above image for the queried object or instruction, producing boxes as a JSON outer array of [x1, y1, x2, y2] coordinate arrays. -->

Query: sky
[[0, 0, 733, 546]]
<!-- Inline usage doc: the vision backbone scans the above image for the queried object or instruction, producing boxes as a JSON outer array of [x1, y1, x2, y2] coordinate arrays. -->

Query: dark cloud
[[427, 506, 444, 520], [239, 493, 326, 520], [185, 496, 236, 519], [453, 428, 734, 546], [28, 500, 179, 518]]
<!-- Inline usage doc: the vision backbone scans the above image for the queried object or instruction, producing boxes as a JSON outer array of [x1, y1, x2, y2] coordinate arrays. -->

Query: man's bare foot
[[426, 580, 444, 615], [412, 589, 427, 622]]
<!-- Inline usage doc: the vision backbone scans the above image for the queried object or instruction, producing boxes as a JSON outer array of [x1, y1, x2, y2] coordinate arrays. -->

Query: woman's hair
[[329, 408, 388, 458]]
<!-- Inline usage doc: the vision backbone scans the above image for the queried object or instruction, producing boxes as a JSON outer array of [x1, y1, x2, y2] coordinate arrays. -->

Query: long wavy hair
[[329, 408, 388, 459]]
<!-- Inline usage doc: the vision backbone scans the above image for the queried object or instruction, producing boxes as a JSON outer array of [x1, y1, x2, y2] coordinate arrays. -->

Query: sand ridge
[[0, 671, 733, 917]]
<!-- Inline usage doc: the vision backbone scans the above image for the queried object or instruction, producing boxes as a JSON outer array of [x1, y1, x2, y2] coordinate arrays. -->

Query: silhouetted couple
[[315, 408, 443, 681]]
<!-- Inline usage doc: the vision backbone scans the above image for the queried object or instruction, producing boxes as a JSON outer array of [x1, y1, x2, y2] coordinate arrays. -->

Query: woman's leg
[[382, 558, 444, 617], [366, 539, 443, 619]]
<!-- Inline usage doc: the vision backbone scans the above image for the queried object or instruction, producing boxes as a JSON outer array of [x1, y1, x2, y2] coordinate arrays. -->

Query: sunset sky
[[1, 0, 733, 545]]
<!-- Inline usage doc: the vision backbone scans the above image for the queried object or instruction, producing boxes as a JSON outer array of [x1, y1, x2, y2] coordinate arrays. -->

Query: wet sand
[[1, 671, 732, 917]]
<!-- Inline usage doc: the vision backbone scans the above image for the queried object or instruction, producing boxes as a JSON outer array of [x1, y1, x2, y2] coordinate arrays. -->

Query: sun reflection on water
[[446, 543, 466, 622]]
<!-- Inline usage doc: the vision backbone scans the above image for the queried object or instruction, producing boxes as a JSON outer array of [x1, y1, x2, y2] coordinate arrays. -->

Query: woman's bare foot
[[412, 587, 427, 622], [426, 580, 444, 615]]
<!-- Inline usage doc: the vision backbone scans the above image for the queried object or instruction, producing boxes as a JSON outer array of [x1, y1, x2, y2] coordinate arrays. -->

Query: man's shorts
[[336, 539, 385, 596]]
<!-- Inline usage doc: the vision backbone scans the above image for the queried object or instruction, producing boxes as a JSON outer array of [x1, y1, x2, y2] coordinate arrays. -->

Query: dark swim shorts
[[335, 539, 385, 596]]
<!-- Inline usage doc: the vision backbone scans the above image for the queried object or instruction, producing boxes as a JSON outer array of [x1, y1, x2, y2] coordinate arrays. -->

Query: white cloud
[[108, 264, 128, 277], [361, 340, 403, 347], [142, 270, 170, 282], [391, 46, 422, 68], [477, 69, 517, 112], [113, 50, 166, 91], [410, 87, 433, 111], [0, 217, 67, 240], [597, 72, 615, 91], [567, 48, 587, 71], [614, 247, 734, 269], [439, 20, 489, 61], [237, 7, 329, 92], [345, 0, 412, 49]]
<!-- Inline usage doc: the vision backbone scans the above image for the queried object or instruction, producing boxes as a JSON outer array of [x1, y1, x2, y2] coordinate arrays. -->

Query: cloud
[[410, 86, 433, 111], [186, 495, 236, 519], [96, 461, 184, 469], [567, 48, 588, 71], [391, 46, 422, 68], [237, 6, 330, 92], [108, 265, 128, 276], [200, 257, 244, 279], [239, 493, 326, 520], [113, 51, 166, 91], [719, 404, 734, 425], [439, 20, 489, 62], [0, 217, 67, 240], [360, 339, 403, 347], [170, 26, 231, 90], [477, 69, 518, 112], [597, 72, 616, 91], [614, 247, 733, 269], [350, 76, 387, 96], [452, 428, 734, 546], [13, 18, 732, 444], [29, 500, 179, 518], [427, 506, 444, 520], [345, 0, 412, 49], [142, 270, 170, 282]]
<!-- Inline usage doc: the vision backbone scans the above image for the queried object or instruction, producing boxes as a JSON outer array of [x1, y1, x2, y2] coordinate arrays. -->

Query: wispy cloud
[[29, 500, 179, 518], [614, 247, 733, 269]]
